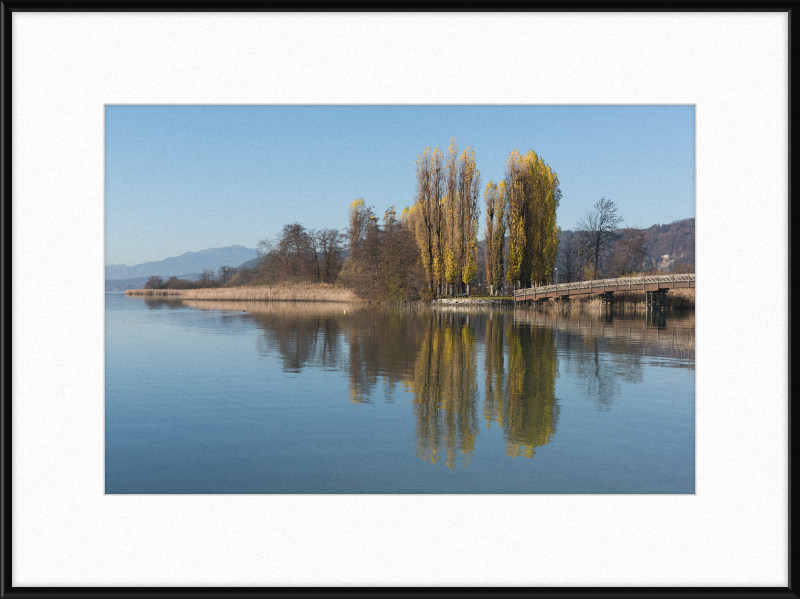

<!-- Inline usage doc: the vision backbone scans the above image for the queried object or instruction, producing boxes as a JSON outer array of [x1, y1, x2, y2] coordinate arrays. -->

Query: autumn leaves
[[408, 139, 482, 295], [410, 139, 561, 296]]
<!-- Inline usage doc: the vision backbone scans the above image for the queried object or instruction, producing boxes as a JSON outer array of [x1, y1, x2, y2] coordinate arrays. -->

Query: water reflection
[[503, 321, 560, 457], [412, 315, 480, 468], [182, 300, 694, 468], [515, 310, 694, 411], [143, 298, 185, 310]]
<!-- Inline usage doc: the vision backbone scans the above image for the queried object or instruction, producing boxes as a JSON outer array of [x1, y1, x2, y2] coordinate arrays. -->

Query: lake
[[105, 293, 695, 494]]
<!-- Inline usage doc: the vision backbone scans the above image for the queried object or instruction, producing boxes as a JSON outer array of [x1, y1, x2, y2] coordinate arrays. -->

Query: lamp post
[[554, 267, 558, 285]]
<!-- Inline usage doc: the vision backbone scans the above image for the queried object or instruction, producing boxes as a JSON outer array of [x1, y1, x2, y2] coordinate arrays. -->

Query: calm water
[[105, 293, 695, 494]]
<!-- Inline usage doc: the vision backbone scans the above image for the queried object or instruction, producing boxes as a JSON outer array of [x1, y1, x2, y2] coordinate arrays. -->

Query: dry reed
[[126, 282, 360, 302], [183, 300, 361, 316], [125, 289, 183, 296]]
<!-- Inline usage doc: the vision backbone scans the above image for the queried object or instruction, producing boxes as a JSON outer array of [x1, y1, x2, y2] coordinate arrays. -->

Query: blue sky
[[105, 105, 694, 266]]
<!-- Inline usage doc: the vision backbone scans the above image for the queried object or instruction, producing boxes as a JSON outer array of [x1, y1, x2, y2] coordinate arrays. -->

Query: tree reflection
[[517, 310, 694, 411], [483, 313, 506, 430], [412, 314, 480, 468], [143, 298, 185, 310], [345, 308, 429, 404], [256, 309, 346, 373], [180, 301, 692, 466], [498, 322, 560, 457], [410, 312, 559, 468]]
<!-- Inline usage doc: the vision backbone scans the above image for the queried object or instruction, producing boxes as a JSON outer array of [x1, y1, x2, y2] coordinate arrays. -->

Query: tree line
[[144, 265, 242, 290], [142, 138, 684, 299]]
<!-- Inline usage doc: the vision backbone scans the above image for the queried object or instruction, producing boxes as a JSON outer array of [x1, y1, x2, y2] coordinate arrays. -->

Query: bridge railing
[[512, 273, 696, 297]]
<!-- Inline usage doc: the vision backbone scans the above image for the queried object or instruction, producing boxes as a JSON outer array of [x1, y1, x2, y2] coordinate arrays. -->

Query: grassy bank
[[126, 282, 359, 302]]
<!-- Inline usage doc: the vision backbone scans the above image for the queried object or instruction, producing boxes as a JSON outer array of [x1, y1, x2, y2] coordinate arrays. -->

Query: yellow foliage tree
[[442, 138, 481, 295], [503, 149, 561, 288]]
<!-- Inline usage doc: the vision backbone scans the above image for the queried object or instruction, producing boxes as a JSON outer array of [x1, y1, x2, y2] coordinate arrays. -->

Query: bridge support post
[[656, 290, 668, 309], [646, 290, 668, 310]]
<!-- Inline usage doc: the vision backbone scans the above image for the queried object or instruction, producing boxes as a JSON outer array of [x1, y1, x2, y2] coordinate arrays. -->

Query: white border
[[11, 13, 788, 586]]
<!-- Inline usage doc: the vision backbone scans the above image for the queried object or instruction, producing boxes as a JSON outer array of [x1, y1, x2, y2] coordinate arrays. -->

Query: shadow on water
[[182, 300, 694, 469]]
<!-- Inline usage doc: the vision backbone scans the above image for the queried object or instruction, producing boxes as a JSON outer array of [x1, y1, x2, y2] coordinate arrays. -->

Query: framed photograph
[[2, 3, 792, 595]]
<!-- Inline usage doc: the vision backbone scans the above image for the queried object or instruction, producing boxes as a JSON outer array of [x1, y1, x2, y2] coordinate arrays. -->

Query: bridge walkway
[[513, 274, 695, 305]]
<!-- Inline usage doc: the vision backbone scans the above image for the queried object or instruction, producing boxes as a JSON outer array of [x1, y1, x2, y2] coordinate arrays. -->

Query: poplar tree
[[430, 146, 446, 295], [522, 151, 561, 287], [442, 138, 481, 295], [412, 149, 435, 289], [348, 198, 370, 261], [502, 148, 561, 289], [444, 140, 460, 295], [504, 150, 527, 288], [493, 181, 506, 292], [483, 181, 506, 295], [414, 140, 480, 296], [442, 191, 459, 296], [458, 145, 481, 295], [412, 145, 446, 295], [483, 182, 497, 295]]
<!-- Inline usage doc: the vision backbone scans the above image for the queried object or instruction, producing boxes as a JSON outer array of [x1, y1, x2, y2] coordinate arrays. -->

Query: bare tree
[[606, 228, 648, 278], [576, 197, 623, 280], [314, 227, 347, 283], [218, 265, 236, 286], [144, 275, 165, 289], [349, 206, 426, 300], [671, 259, 691, 274], [199, 269, 215, 287], [347, 199, 371, 262], [237, 267, 254, 285], [557, 232, 587, 283], [258, 223, 318, 282]]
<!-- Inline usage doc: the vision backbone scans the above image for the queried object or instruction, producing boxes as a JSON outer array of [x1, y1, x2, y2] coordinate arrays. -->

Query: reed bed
[[126, 282, 360, 302], [183, 300, 361, 316], [125, 289, 184, 296]]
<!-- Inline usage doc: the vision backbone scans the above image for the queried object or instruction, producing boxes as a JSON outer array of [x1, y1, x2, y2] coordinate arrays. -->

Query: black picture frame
[[0, 1, 794, 597]]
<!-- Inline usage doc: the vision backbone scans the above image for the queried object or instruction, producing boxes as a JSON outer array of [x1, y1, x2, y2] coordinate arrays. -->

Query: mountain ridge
[[106, 245, 258, 280]]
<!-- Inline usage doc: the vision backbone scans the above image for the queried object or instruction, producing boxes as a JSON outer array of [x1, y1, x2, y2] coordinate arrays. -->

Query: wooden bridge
[[513, 273, 695, 307]]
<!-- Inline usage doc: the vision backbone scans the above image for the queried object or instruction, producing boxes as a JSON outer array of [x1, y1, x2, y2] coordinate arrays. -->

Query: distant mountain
[[106, 245, 258, 280]]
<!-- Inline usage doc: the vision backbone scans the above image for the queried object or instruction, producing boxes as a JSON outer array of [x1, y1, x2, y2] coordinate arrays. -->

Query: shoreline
[[125, 284, 694, 310]]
